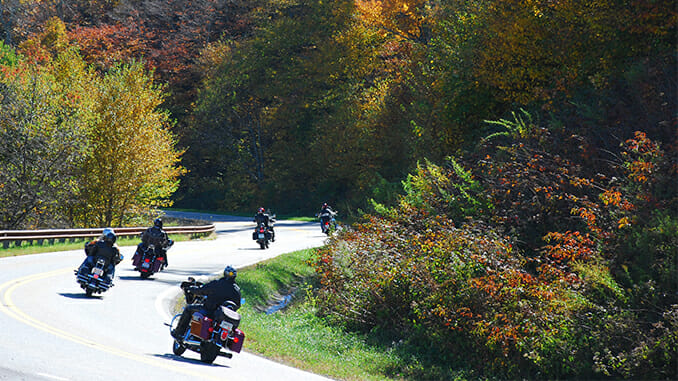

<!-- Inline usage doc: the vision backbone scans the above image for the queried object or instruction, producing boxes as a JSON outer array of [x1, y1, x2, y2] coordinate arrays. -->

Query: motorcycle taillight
[[144, 258, 150, 263]]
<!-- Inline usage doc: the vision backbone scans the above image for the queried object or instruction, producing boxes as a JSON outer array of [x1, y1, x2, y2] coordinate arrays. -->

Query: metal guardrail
[[0, 225, 216, 249]]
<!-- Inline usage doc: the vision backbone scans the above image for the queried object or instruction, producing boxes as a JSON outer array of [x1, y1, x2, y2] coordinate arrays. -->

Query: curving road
[[0, 213, 333, 381]]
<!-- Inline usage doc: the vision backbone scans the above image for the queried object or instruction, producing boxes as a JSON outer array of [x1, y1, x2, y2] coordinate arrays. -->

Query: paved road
[[0, 213, 332, 381]]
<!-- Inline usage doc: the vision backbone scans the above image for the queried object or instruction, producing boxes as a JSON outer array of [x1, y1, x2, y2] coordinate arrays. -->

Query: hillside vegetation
[[0, 1, 675, 378]]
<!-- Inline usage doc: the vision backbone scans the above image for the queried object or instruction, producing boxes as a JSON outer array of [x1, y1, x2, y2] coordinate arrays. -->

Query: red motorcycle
[[169, 278, 245, 364]]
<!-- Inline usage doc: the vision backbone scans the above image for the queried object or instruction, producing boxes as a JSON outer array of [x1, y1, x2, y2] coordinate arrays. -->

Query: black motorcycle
[[318, 210, 338, 235], [168, 278, 246, 364], [132, 241, 172, 279], [75, 257, 115, 297], [252, 222, 273, 249]]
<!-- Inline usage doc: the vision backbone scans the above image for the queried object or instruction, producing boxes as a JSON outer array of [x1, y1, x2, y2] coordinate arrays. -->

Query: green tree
[[0, 44, 94, 229]]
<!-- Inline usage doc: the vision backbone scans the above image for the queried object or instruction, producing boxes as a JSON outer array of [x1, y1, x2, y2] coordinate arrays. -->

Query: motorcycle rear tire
[[200, 342, 219, 363], [140, 271, 152, 279], [85, 288, 93, 297], [259, 241, 266, 250]]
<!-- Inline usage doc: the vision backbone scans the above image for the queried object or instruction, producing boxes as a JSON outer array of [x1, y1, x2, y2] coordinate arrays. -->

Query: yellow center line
[[0, 268, 230, 381]]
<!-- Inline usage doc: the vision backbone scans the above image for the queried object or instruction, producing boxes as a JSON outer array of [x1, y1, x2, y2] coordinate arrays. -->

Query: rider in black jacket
[[253, 207, 275, 242], [136, 218, 173, 268], [77, 228, 122, 281], [172, 266, 242, 340]]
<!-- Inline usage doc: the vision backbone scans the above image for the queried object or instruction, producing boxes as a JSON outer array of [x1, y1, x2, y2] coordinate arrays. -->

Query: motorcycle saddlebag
[[190, 312, 213, 340], [132, 251, 142, 267], [227, 328, 245, 353], [252, 231, 257, 240], [151, 257, 163, 272]]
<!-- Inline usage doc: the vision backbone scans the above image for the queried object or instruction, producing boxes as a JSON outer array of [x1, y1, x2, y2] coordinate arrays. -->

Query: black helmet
[[154, 218, 163, 228], [224, 266, 237, 280], [102, 228, 117, 243], [322, 202, 328, 209]]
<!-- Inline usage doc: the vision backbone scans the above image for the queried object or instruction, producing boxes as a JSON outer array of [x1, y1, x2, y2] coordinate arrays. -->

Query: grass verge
[[237, 248, 400, 381], [236, 248, 473, 381]]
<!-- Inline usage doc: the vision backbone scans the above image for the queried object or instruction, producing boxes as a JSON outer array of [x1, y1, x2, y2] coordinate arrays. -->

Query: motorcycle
[[131, 241, 172, 279], [75, 257, 115, 297], [318, 211, 337, 235], [168, 278, 246, 364], [252, 222, 273, 249]]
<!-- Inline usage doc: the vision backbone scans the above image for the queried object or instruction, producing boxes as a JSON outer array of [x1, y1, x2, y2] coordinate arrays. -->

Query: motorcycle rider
[[253, 207, 275, 242], [136, 218, 173, 268], [172, 266, 242, 340], [317, 202, 337, 232], [77, 228, 122, 281]]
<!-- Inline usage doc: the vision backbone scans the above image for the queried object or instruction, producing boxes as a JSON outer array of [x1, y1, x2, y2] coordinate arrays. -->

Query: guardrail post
[[3, 241, 8, 249]]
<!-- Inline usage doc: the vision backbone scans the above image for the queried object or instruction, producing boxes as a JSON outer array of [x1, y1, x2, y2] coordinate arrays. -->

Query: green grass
[[237, 249, 400, 380], [236, 249, 474, 381]]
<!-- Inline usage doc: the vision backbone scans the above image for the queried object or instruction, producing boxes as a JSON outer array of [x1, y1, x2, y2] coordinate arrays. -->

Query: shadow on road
[[117, 275, 154, 281], [151, 353, 230, 368], [58, 292, 102, 300], [216, 227, 252, 234]]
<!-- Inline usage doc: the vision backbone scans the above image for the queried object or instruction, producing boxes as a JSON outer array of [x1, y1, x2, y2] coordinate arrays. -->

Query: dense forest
[[0, 0, 675, 379]]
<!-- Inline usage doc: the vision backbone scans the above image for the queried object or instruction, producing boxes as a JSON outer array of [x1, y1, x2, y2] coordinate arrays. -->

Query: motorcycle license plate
[[220, 321, 233, 331], [258, 233, 265, 239], [93, 268, 104, 276], [142, 262, 150, 269]]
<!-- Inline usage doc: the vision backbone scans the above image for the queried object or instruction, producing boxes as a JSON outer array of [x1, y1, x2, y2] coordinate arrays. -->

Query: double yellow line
[[0, 268, 228, 381]]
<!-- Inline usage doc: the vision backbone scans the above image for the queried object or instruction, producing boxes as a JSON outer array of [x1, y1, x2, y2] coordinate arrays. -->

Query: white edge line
[[36, 373, 70, 381]]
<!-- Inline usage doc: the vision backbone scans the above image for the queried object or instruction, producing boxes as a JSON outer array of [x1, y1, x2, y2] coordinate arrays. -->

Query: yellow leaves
[[78, 61, 184, 225], [617, 217, 631, 229], [355, 0, 432, 42]]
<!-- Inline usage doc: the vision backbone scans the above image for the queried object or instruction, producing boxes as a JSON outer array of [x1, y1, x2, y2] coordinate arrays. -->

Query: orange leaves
[[543, 231, 594, 265], [622, 131, 662, 183], [600, 189, 622, 206]]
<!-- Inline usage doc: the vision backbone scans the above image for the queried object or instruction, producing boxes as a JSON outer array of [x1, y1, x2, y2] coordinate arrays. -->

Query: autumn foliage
[[0, 18, 184, 228], [314, 116, 677, 378], [0, 1, 675, 377]]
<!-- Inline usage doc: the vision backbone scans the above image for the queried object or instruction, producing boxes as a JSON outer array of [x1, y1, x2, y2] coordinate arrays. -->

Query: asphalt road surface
[[0, 213, 334, 381]]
